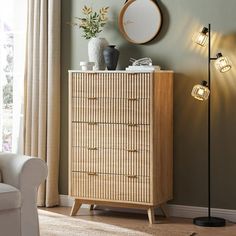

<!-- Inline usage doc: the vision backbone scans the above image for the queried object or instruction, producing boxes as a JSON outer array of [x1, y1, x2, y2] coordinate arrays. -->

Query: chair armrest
[[0, 153, 47, 191], [0, 153, 48, 236]]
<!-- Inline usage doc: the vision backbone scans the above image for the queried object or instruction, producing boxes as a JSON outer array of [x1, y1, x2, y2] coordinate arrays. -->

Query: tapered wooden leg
[[160, 204, 169, 218], [70, 199, 82, 216], [89, 204, 94, 211], [147, 207, 155, 224]]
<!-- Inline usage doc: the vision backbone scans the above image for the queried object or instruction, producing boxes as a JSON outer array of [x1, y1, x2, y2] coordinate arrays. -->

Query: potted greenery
[[72, 6, 109, 70]]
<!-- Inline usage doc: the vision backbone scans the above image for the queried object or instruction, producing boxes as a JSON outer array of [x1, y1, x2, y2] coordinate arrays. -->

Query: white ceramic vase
[[88, 37, 108, 70]]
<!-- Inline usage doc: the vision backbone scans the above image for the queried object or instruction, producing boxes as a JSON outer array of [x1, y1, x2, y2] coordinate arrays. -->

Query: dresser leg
[[160, 204, 169, 218], [147, 207, 155, 224], [89, 204, 95, 211], [70, 199, 82, 216]]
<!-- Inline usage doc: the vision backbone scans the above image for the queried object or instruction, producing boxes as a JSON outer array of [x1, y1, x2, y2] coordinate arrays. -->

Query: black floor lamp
[[191, 24, 232, 227]]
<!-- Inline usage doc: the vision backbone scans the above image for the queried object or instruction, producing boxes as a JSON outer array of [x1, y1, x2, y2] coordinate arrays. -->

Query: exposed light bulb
[[215, 53, 232, 73], [191, 81, 210, 101], [193, 27, 209, 47]]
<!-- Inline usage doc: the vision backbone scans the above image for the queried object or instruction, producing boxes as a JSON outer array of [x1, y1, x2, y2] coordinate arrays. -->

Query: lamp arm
[[210, 57, 217, 61]]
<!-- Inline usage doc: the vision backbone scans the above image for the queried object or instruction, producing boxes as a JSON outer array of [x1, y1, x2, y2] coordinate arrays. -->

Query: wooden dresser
[[68, 70, 173, 223]]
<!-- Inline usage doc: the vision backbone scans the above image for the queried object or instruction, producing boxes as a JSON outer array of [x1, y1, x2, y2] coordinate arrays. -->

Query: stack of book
[[125, 65, 161, 71]]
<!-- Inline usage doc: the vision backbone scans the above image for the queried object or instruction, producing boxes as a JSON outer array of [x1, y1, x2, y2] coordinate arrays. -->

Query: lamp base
[[193, 217, 226, 227]]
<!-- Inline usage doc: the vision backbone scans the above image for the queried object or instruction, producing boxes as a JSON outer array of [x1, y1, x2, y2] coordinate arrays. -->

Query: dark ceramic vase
[[103, 45, 120, 70]]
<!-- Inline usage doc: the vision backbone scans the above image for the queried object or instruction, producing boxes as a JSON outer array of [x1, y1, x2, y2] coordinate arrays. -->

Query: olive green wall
[[60, 0, 236, 209]]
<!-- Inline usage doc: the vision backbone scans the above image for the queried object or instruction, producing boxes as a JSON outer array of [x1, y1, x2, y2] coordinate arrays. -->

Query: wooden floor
[[41, 206, 236, 236]]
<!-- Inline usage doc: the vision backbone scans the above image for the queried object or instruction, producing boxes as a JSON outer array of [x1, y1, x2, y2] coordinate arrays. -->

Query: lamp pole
[[193, 24, 226, 227], [207, 23, 211, 219]]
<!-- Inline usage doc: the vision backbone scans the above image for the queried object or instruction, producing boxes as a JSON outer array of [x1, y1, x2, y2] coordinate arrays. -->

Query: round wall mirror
[[119, 0, 162, 44]]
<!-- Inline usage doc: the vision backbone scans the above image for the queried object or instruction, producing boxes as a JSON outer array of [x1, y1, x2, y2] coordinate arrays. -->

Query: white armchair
[[0, 153, 47, 236]]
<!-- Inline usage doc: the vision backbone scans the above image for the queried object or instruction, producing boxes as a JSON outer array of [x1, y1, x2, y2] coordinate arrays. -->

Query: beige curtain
[[24, 0, 61, 207]]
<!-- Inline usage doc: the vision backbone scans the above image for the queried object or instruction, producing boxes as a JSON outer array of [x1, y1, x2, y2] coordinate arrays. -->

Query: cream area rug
[[39, 210, 194, 236]]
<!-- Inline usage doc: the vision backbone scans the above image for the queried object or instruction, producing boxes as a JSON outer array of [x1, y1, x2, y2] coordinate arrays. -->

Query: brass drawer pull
[[88, 97, 97, 100], [127, 175, 137, 179], [127, 149, 138, 153], [88, 147, 98, 151], [88, 122, 98, 126], [127, 124, 138, 127], [88, 172, 97, 176], [127, 98, 138, 101]]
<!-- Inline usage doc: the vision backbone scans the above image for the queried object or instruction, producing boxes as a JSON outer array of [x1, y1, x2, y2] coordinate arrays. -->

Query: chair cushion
[[0, 183, 21, 211]]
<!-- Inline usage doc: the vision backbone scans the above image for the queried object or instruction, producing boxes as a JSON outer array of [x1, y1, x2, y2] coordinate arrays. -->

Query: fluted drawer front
[[72, 72, 151, 99], [71, 147, 150, 176], [72, 98, 150, 124], [71, 122, 150, 151], [71, 172, 150, 203]]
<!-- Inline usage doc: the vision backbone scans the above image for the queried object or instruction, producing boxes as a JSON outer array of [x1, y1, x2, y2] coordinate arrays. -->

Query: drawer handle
[[88, 172, 97, 176], [88, 147, 98, 151], [127, 175, 137, 179], [127, 124, 138, 127], [88, 97, 97, 100], [127, 149, 138, 153], [88, 122, 98, 126], [127, 98, 138, 101]]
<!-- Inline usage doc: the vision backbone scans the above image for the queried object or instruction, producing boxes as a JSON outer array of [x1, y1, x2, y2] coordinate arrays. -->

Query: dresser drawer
[[71, 72, 151, 99], [71, 147, 150, 177], [71, 123, 150, 151], [71, 172, 150, 203], [72, 97, 150, 124]]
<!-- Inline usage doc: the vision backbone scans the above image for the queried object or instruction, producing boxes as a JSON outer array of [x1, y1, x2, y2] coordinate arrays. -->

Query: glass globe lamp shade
[[191, 81, 210, 101], [215, 53, 232, 73], [194, 27, 208, 47]]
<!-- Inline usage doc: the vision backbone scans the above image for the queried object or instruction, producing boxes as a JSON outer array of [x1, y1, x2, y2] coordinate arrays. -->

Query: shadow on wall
[[105, 7, 122, 43], [219, 33, 236, 51], [172, 29, 236, 205], [208, 32, 236, 209], [148, 0, 170, 45], [60, 0, 72, 195], [208, 32, 236, 118], [171, 70, 210, 205], [174, 72, 208, 130], [117, 44, 143, 70], [172, 72, 209, 206], [187, 28, 236, 118]]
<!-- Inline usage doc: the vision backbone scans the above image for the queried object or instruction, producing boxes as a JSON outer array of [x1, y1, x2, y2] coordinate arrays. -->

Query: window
[[0, 1, 27, 153]]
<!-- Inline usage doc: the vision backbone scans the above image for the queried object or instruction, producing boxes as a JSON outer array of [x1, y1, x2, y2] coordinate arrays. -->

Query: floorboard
[[39, 207, 236, 236]]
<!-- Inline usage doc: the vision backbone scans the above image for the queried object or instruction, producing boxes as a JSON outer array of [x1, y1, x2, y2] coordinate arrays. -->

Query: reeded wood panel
[[71, 123, 150, 151], [71, 172, 150, 203], [71, 147, 150, 176], [72, 97, 150, 124], [72, 72, 151, 99], [68, 70, 173, 221]]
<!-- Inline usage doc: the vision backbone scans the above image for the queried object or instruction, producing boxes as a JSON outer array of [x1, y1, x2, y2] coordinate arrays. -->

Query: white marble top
[[68, 70, 173, 73]]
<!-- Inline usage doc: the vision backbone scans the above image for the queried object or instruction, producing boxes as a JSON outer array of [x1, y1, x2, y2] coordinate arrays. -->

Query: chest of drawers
[[68, 70, 173, 223]]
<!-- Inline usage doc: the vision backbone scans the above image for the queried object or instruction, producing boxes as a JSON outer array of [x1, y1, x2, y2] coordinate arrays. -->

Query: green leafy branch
[[71, 6, 109, 39]]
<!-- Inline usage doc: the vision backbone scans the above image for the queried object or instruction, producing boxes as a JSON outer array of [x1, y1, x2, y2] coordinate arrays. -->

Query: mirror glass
[[119, 0, 162, 44]]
